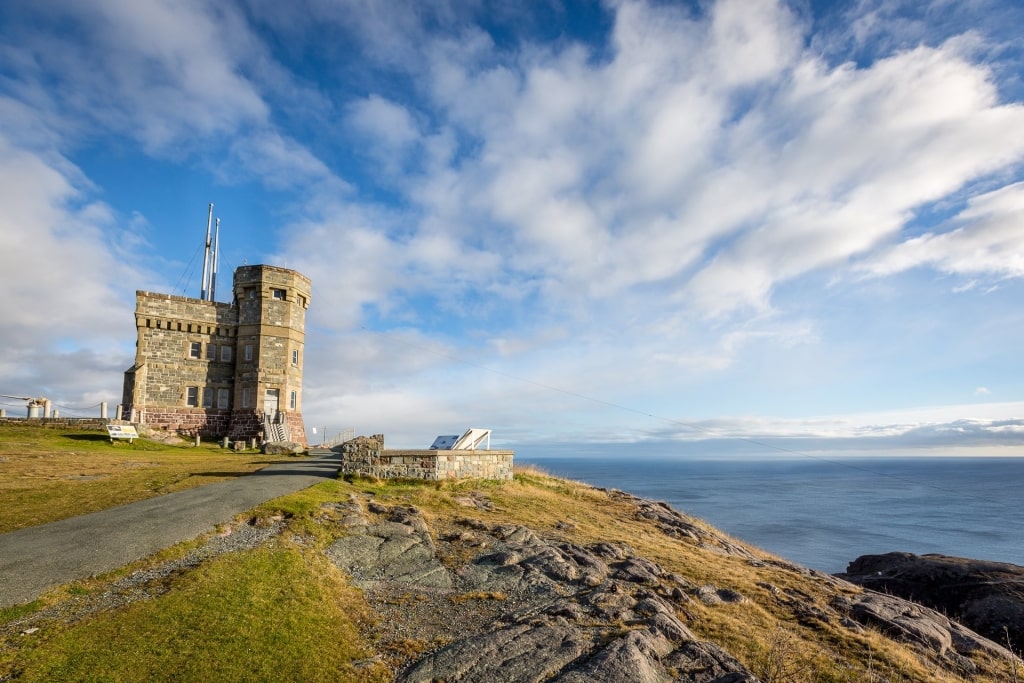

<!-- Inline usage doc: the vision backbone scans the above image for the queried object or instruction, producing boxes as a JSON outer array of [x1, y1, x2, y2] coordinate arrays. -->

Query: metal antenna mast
[[210, 217, 220, 301], [200, 203, 213, 300]]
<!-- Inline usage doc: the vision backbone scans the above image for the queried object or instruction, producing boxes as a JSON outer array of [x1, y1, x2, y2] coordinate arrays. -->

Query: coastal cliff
[[319, 468, 1019, 682], [839, 552, 1024, 653], [3, 466, 1021, 682]]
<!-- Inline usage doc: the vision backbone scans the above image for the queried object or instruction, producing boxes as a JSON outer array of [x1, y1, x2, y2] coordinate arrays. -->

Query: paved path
[[0, 454, 341, 608]]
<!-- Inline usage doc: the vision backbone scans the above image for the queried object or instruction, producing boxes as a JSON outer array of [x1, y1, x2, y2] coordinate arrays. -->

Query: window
[[289, 391, 297, 410], [271, 288, 286, 300], [186, 386, 198, 407], [221, 345, 232, 362], [244, 344, 253, 361], [217, 388, 230, 410], [206, 344, 216, 360], [291, 349, 299, 366], [202, 388, 214, 408], [189, 342, 201, 359], [247, 288, 256, 299], [242, 387, 251, 408], [297, 295, 307, 307]]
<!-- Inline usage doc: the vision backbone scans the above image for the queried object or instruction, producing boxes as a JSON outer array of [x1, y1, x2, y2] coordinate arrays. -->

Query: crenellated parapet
[[121, 265, 311, 446]]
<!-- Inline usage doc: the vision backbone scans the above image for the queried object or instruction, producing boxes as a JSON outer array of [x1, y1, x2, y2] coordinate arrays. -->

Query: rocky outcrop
[[830, 591, 1013, 676], [322, 491, 1020, 682], [261, 440, 306, 455], [838, 552, 1024, 652], [325, 495, 761, 682]]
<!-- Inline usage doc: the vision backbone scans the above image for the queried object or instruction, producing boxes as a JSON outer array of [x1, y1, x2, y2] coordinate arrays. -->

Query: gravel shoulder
[[0, 454, 340, 608]]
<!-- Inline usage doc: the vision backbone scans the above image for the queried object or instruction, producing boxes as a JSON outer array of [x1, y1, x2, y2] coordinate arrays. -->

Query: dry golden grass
[[0, 424, 286, 532], [331, 470, 1017, 683], [2, 431, 1018, 683]]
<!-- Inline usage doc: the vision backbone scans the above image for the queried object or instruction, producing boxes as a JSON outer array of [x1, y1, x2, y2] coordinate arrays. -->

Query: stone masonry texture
[[339, 434, 514, 481], [121, 265, 311, 446]]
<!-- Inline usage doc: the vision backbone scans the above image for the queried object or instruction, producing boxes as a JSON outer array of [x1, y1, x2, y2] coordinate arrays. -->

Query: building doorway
[[264, 389, 279, 418]]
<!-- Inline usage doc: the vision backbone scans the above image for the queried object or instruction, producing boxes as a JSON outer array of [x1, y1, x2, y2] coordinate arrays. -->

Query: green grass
[[0, 424, 288, 532], [5, 545, 389, 683], [2, 432, 1018, 683]]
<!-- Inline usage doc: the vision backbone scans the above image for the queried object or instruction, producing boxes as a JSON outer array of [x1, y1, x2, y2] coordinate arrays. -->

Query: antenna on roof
[[200, 203, 213, 300], [210, 217, 220, 301]]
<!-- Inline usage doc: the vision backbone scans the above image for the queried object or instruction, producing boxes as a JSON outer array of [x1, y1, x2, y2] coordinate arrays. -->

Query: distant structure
[[340, 433, 513, 481], [120, 211, 311, 446]]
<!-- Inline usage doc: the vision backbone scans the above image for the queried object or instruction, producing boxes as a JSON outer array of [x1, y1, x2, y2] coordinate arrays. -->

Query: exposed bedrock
[[326, 496, 760, 682], [324, 494, 1017, 681], [838, 552, 1024, 652]]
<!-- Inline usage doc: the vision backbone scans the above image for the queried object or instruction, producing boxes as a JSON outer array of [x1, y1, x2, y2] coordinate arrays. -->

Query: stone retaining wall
[[0, 418, 109, 431], [338, 434, 513, 481]]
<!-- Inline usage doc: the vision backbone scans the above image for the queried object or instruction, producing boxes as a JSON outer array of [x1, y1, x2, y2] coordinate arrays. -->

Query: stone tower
[[229, 265, 311, 445], [121, 264, 311, 446]]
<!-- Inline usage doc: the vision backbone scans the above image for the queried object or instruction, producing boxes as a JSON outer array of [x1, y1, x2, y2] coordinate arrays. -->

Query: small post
[[116, 404, 123, 421], [250, 437, 257, 450], [100, 402, 108, 419], [221, 436, 229, 449], [0, 408, 6, 418], [194, 434, 200, 447]]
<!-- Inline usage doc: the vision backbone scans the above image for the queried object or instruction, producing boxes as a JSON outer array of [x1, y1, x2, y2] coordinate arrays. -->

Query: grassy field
[[0, 427, 1017, 682], [0, 423, 288, 533]]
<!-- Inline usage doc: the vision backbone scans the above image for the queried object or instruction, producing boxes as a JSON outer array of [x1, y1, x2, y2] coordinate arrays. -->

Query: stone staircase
[[263, 413, 290, 443]]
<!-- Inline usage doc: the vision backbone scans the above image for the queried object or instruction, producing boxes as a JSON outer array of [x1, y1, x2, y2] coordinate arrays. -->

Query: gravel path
[[0, 454, 340, 608]]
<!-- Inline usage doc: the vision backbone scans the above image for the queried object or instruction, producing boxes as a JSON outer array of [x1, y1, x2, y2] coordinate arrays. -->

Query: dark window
[[186, 387, 198, 407], [206, 344, 216, 360], [189, 342, 201, 359], [221, 346, 232, 362], [217, 389, 230, 410], [271, 288, 286, 300], [289, 391, 297, 410], [202, 388, 214, 408], [291, 349, 299, 366], [244, 344, 253, 361]]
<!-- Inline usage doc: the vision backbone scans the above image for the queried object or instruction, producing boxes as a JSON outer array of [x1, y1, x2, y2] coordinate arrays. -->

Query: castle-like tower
[[229, 265, 310, 445], [121, 265, 311, 445]]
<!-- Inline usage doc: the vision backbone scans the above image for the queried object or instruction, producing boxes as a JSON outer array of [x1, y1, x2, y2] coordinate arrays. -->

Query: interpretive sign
[[106, 424, 139, 443]]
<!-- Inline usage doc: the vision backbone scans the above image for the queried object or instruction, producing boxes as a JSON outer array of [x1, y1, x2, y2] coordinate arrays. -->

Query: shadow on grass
[[62, 434, 110, 442]]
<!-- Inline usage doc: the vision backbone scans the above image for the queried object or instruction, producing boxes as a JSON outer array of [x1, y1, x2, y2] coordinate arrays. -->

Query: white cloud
[[3, 0, 1023, 447], [858, 182, 1024, 280], [0, 134, 141, 402]]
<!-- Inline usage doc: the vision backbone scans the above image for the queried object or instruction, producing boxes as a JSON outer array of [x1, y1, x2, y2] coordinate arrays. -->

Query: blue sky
[[1, 0, 1023, 453]]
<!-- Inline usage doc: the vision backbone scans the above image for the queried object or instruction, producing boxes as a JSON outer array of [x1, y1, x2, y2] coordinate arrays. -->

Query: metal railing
[[319, 427, 354, 449]]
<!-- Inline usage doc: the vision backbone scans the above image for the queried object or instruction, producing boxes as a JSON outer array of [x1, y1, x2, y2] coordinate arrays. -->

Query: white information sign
[[106, 424, 139, 443]]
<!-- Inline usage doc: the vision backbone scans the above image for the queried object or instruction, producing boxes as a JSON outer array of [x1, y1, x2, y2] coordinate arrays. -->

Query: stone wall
[[134, 408, 232, 438], [338, 434, 514, 481], [0, 418, 109, 431], [121, 265, 311, 446]]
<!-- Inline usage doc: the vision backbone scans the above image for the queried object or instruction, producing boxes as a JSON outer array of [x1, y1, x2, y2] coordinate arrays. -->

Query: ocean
[[516, 453, 1024, 574]]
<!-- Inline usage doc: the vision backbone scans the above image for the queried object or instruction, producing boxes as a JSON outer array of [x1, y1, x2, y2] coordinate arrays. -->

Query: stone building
[[121, 265, 310, 446]]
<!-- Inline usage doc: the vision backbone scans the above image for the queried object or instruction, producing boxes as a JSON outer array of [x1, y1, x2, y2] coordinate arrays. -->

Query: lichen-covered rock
[[834, 590, 1012, 665], [261, 440, 306, 455], [329, 499, 762, 683], [325, 507, 452, 589], [839, 552, 1024, 652]]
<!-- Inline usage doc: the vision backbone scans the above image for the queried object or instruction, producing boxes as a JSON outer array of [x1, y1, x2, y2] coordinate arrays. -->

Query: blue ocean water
[[517, 453, 1024, 574]]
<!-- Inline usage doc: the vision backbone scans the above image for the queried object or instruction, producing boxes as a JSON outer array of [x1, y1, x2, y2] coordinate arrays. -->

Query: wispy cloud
[[0, 0, 1022, 444]]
